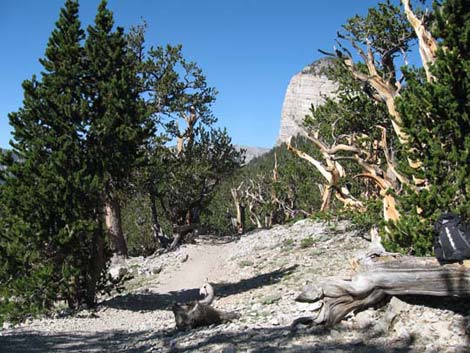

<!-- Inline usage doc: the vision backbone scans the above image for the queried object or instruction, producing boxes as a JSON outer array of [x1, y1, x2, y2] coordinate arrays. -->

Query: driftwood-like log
[[293, 255, 470, 328]]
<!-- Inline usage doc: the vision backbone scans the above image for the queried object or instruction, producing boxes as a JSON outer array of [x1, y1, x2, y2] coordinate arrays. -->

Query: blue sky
[[0, 0, 380, 149]]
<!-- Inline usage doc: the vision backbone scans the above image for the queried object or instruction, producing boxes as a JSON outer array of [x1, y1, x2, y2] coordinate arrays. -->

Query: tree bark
[[167, 224, 198, 251], [149, 194, 170, 248], [105, 197, 128, 258], [293, 255, 470, 328], [231, 183, 245, 234], [85, 222, 105, 308], [286, 137, 364, 212], [402, 0, 437, 82]]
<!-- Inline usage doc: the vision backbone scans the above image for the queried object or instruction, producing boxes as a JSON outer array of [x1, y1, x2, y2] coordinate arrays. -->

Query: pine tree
[[390, 0, 470, 254], [0, 0, 106, 321], [120, 30, 243, 250], [84, 0, 151, 258]]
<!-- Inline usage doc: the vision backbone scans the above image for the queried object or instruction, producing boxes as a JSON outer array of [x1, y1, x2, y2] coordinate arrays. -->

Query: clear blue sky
[[0, 0, 380, 149]]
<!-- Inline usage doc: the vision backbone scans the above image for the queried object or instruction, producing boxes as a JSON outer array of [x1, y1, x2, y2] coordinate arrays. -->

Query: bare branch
[[286, 137, 333, 183], [402, 0, 437, 82]]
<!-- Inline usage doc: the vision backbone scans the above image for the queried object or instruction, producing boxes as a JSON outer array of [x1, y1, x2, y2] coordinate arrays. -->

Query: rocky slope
[[277, 57, 337, 145], [235, 145, 270, 163], [0, 219, 469, 352]]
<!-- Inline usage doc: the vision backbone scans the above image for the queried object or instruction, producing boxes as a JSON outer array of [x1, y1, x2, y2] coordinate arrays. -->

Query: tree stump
[[292, 254, 470, 328]]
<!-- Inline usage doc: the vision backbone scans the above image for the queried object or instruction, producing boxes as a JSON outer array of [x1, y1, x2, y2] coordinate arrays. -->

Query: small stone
[[2, 321, 12, 330], [152, 266, 162, 274], [109, 265, 128, 280]]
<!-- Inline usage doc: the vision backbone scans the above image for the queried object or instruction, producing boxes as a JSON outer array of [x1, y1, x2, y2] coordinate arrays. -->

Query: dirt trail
[[153, 241, 236, 294]]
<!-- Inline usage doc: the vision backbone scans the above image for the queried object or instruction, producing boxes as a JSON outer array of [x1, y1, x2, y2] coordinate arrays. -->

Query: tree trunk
[[149, 194, 169, 248], [105, 197, 128, 258], [85, 222, 105, 308], [402, 0, 437, 82], [293, 254, 470, 328], [231, 186, 245, 234], [167, 224, 198, 251]]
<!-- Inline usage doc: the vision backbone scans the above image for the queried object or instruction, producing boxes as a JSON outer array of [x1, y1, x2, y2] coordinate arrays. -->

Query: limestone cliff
[[277, 57, 337, 145]]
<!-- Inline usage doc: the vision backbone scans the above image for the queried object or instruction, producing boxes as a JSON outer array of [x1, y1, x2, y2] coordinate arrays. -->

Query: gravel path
[[0, 219, 469, 352]]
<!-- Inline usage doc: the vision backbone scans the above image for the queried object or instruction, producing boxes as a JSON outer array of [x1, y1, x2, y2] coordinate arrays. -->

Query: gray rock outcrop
[[234, 145, 270, 164], [277, 57, 337, 145]]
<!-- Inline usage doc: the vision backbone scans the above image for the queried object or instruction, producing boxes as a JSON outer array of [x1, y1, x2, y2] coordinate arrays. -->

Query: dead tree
[[286, 135, 365, 213], [292, 239, 470, 328], [230, 181, 246, 234], [402, 0, 437, 82]]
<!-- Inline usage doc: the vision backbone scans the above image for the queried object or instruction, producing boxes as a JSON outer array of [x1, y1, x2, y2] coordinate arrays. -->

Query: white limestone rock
[[277, 57, 337, 145]]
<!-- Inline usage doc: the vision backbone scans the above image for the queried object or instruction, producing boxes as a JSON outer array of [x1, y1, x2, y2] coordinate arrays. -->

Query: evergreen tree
[[84, 0, 151, 258], [120, 29, 243, 250], [0, 0, 106, 322], [390, 0, 470, 253]]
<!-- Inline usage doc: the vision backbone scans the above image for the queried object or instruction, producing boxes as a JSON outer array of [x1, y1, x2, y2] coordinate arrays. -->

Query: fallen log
[[292, 254, 470, 328]]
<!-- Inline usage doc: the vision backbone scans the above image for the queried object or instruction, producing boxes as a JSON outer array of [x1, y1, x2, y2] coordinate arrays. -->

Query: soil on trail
[[154, 240, 238, 296], [1, 220, 468, 353]]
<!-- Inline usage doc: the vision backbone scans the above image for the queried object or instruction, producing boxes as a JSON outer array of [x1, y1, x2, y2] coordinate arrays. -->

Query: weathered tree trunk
[[286, 137, 365, 213], [176, 106, 198, 156], [167, 224, 199, 251], [149, 194, 170, 249], [248, 204, 263, 229], [105, 197, 128, 258], [231, 184, 245, 234], [402, 0, 437, 82], [293, 255, 470, 328]]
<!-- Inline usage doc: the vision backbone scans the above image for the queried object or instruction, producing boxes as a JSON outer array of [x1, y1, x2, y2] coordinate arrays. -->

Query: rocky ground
[[1, 219, 469, 352]]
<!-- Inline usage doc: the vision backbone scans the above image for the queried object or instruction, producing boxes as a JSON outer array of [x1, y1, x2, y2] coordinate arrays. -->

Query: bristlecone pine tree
[[120, 30, 243, 251], [389, 0, 470, 253], [0, 0, 106, 322]]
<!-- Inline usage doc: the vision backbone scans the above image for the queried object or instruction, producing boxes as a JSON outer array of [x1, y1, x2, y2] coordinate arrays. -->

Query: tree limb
[[402, 0, 437, 82]]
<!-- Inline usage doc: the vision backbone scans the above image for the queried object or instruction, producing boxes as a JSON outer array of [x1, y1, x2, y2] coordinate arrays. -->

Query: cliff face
[[277, 58, 337, 145]]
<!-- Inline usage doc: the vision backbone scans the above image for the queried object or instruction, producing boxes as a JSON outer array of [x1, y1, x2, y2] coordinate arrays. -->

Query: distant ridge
[[234, 145, 270, 163]]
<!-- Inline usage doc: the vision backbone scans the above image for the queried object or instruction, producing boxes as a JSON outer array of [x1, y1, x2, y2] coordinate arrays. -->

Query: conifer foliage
[[390, 0, 470, 252], [0, 0, 106, 321], [84, 1, 151, 258], [0, 0, 241, 322]]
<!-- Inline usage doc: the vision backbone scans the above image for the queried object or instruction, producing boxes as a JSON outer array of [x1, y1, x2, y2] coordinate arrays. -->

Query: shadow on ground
[[0, 324, 421, 353], [397, 294, 470, 346], [101, 265, 298, 312]]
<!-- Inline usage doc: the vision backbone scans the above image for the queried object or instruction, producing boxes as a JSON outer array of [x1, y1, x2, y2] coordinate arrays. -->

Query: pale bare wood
[[230, 181, 245, 234], [343, 51, 409, 145], [355, 173, 400, 222], [105, 197, 128, 258], [287, 137, 333, 183], [402, 0, 437, 82], [286, 137, 365, 212], [293, 255, 470, 328], [376, 125, 410, 188], [176, 106, 197, 156]]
